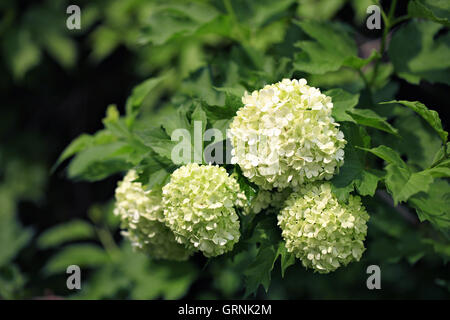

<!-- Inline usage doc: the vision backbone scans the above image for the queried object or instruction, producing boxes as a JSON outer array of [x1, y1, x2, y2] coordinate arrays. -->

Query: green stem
[[95, 226, 120, 260], [370, 0, 397, 87], [357, 68, 374, 104], [388, 0, 397, 20], [391, 14, 410, 28]]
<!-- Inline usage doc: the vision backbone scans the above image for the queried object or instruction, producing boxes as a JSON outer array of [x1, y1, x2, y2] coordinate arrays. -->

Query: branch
[[376, 190, 419, 225]]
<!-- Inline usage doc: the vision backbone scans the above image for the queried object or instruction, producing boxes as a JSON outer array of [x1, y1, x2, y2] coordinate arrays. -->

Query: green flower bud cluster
[[162, 163, 245, 257], [114, 170, 193, 261], [277, 182, 369, 273]]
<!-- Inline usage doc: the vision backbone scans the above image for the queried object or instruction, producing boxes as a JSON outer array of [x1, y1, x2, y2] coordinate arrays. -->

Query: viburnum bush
[[55, 0, 449, 297]]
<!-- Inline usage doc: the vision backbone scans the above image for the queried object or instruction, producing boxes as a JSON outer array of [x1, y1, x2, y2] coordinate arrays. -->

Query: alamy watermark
[[366, 5, 382, 30], [366, 265, 381, 290], [66, 265, 81, 290], [66, 5, 81, 30]]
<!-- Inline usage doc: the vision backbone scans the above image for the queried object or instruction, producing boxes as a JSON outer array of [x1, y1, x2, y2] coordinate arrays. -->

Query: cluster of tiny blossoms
[[114, 170, 193, 261], [162, 163, 246, 257], [277, 182, 369, 273], [246, 188, 291, 214], [228, 78, 346, 190]]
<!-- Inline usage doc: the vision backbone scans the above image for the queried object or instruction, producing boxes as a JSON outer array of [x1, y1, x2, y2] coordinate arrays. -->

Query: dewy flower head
[[277, 182, 369, 273], [228, 78, 346, 190], [162, 163, 245, 257], [114, 170, 193, 261]]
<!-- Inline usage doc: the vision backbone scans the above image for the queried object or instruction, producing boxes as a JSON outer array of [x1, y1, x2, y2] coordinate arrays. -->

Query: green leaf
[[140, 2, 222, 45], [122, 243, 197, 300], [277, 242, 295, 278], [75, 242, 197, 300], [293, 20, 359, 74], [343, 50, 380, 69], [191, 104, 207, 130], [409, 180, 450, 233], [147, 169, 172, 189], [355, 169, 385, 196], [363, 146, 440, 204], [42, 33, 77, 69], [102, 105, 130, 139], [347, 108, 399, 136], [68, 142, 133, 182], [408, 0, 450, 27], [381, 100, 448, 143], [134, 150, 175, 188], [243, 215, 294, 296], [44, 244, 110, 275], [358, 145, 406, 168], [244, 244, 278, 296], [2, 28, 42, 79], [125, 76, 165, 126], [0, 211, 33, 267], [431, 142, 450, 167], [325, 88, 359, 122], [388, 20, 450, 85], [385, 164, 434, 205], [297, 0, 347, 21], [37, 220, 95, 249], [235, 0, 296, 28], [137, 103, 210, 166], [0, 264, 27, 299], [53, 134, 94, 171], [135, 127, 176, 160], [162, 106, 191, 137], [234, 167, 258, 207], [331, 123, 383, 200], [200, 93, 241, 121], [388, 113, 443, 169], [423, 159, 450, 178], [53, 130, 117, 172]]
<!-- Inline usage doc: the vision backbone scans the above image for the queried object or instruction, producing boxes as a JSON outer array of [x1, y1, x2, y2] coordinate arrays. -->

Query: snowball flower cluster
[[162, 163, 245, 257], [277, 182, 369, 273], [228, 78, 346, 190], [114, 170, 193, 261], [246, 188, 291, 214]]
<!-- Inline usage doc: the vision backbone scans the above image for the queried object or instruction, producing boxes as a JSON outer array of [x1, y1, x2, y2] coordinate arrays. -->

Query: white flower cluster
[[277, 182, 369, 273], [113, 79, 371, 275], [162, 163, 245, 257], [228, 78, 346, 190], [114, 170, 193, 261], [246, 188, 291, 214]]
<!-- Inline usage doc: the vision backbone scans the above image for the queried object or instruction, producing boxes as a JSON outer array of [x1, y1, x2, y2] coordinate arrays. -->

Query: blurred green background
[[0, 0, 449, 299]]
